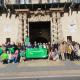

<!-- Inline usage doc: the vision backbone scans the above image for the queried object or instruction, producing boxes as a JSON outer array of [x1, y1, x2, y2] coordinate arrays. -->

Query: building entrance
[[29, 21, 51, 43]]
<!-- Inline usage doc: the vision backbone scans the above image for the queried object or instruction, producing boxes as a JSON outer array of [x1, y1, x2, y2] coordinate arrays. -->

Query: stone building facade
[[0, 0, 80, 44]]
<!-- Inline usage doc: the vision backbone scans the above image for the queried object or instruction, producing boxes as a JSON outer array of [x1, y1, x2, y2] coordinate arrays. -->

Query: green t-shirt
[[0, 48, 3, 56], [1, 53, 8, 60], [9, 47, 15, 54]]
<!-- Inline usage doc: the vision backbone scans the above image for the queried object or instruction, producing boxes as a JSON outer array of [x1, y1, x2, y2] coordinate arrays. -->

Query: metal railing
[[3, 0, 80, 5], [67, 0, 80, 3], [3, 0, 62, 4], [0, 0, 4, 6]]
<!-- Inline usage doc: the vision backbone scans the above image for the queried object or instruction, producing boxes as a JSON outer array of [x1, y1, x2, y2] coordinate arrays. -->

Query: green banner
[[25, 48, 48, 59]]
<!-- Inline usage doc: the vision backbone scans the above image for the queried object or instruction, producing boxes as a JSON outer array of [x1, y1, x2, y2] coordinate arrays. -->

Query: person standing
[[67, 43, 73, 60], [59, 41, 66, 61]]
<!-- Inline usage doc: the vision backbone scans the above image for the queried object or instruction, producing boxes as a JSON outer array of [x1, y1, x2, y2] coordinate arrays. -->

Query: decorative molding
[[17, 9, 63, 44]]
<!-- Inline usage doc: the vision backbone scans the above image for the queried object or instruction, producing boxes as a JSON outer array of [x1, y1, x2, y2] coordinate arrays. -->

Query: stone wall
[[61, 11, 80, 43], [0, 10, 80, 45], [0, 11, 62, 45], [0, 14, 19, 44]]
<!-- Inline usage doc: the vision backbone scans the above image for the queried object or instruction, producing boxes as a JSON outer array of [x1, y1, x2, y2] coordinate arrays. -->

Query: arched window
[[52, 0, 60, 3], [77, 0, 80, 3], [0, 0, 1, 5], [47, 0, 50, 3], [20, 0, 24, 4], [0, 0, 4, 5], [16, 0, 20, 4], [72, 0, 80, 3], [29, 0, 32, 4], [48, 0, 52, 3], [67, 0, 72, 3], [39, 0, 42, 4]]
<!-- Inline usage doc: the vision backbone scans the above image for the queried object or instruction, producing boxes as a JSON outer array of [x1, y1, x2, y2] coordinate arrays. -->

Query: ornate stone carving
[[18, 13, 23, 43], [18, 10, 63, 44]]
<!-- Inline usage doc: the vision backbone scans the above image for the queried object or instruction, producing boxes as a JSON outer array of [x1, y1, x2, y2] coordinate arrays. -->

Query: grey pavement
[[0, 60, 80, 73], [0, 59, 80, 78]]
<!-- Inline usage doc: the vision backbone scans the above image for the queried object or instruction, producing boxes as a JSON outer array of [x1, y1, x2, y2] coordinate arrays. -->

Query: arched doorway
[[29, 21, 51, 44]]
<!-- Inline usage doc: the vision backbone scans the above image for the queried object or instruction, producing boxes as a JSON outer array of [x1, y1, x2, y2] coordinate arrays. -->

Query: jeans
[[8, 57, 17, 63]]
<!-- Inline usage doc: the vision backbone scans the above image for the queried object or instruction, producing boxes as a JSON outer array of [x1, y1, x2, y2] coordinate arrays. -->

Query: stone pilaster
[[51, 12, 55, 44], [23, 13, 29, 38], [18, 13, 23, 43], [57, 12, 63, 42], [51, 12, 58, 44], [23, 13, 27, 38]]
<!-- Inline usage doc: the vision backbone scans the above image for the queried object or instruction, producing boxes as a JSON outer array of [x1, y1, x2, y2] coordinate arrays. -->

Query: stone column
[[57, 12, 63, 43], [51, 12, 58, 44], [18, 13, 23, 44], [24, 13, 29, 39], [27, 15, 29, 37], [51, 12, 54, 44], [56, 12, 59, 42], [23, 13, 28, 39], [21, 13, 25, 44]]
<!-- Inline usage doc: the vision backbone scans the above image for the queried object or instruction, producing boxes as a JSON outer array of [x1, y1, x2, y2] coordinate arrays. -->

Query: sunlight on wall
[[61, 11, 80, 43], [0, 14, 19, 44]]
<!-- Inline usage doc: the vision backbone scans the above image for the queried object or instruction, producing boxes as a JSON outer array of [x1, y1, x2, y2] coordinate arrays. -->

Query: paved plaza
[[0, 59, 80, 79]]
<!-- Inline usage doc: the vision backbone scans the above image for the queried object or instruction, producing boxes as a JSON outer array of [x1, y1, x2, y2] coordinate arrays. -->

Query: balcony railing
[[4, 0, 80, 5], [0, 0, 4, 6], [67, 0, 80, 3], [72, 0, 80, 3], [4, 0, 63, 5]]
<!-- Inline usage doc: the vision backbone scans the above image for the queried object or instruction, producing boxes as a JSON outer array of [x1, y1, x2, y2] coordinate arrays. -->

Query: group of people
[[0, 42, 51, 64], [0, 40, 80, 64], [0, 42, 25, 64], [49, 40, 80, 61]]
